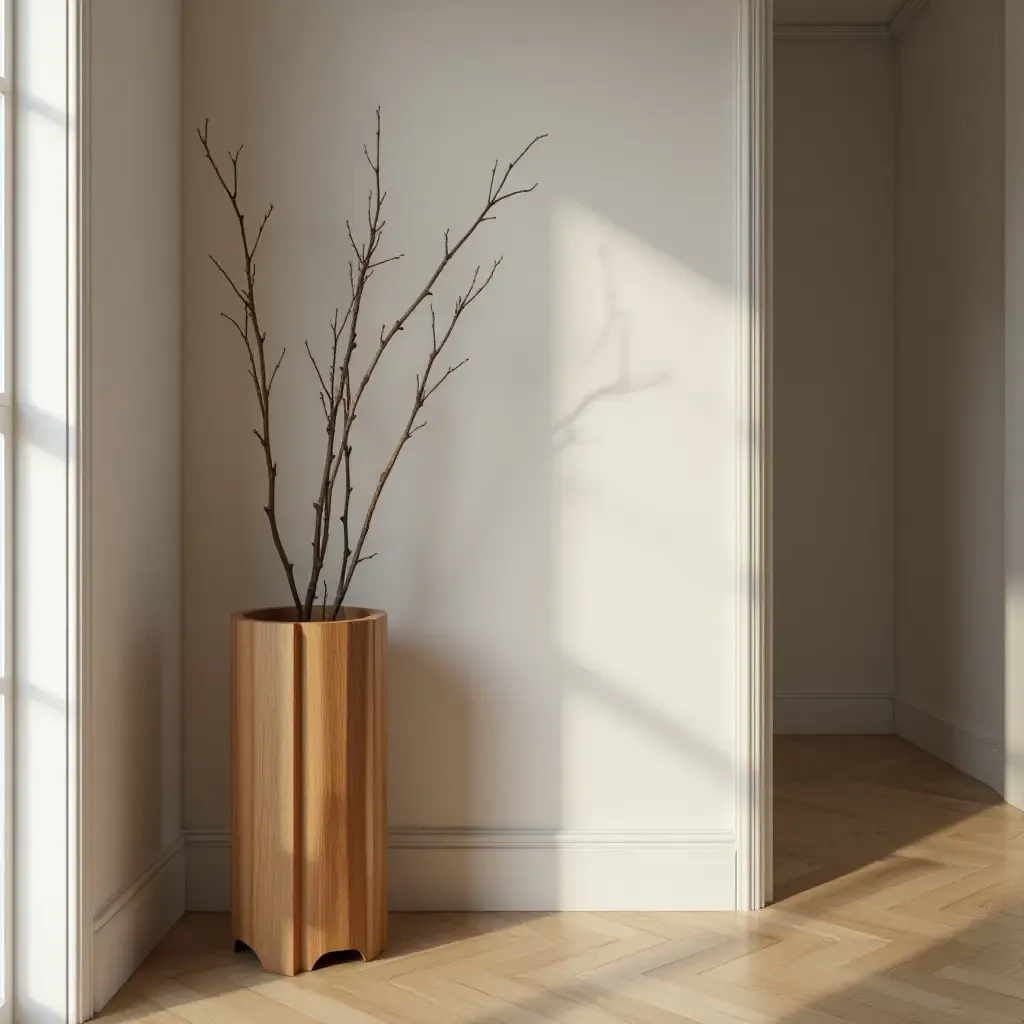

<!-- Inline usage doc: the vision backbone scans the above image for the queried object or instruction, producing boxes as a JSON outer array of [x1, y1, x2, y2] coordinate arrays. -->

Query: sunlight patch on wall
[[553, 201, 739, 829]]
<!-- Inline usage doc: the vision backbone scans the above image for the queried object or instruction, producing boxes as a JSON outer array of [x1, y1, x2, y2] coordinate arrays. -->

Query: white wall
[[85, 0, 184, 1009], [894, 0, 1006, 790], [773, 38, 896, 735], [1005, 0, 1024, 810], [183, 0, 752, 911]]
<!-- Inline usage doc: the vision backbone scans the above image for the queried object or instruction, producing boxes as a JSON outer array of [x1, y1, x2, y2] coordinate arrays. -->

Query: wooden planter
[[231, 606, 387, 975]]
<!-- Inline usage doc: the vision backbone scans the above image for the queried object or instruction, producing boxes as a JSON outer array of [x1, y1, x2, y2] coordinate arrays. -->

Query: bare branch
[[219, 310, 249, 344], [492, 182, 540, 205], [339, 137, 541, 456], [465, 258, 502, 307], [252, 204, 274, 256], [423, 357, 469, 401], [199, 120, 301, 613], [204, 115, 544, 620], [488, 135, 547, 202], [330, 132, 544, 615], [209, 255, 249, 309], [346, 220, 362, 259], [221, 312, 262, 394], [303, 109, 390, 618], [268, 347, 286, 392], [304, 340, 329, 396], [368, 253, 404, 271]]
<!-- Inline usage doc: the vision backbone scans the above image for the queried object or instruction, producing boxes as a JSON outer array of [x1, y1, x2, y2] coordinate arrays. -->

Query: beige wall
[[183, 0, 752, 910], [86, 0, 183, 1006], [773, 38, 896, 733], [894, 0, 1006, 789]]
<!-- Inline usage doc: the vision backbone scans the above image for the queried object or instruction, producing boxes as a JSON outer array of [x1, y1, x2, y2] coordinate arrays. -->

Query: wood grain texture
[[301, 610, 388, 968], [231, 612, 301, 975], [231, 607, 387, 977], [102, 737, 1024, 1022]]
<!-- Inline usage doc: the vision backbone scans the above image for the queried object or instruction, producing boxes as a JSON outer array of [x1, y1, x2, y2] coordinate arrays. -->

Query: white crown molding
[[888, 0, 931, 38], [774, 23, 890, 40], [773, 0, 931, 40]]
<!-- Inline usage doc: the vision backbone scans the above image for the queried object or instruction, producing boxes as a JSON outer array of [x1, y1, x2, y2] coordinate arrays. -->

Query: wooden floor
[[99, 736, 1024, 1024]]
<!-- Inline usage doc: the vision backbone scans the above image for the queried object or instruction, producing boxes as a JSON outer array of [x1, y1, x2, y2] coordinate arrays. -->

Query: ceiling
[[774, 0, 908, 25]]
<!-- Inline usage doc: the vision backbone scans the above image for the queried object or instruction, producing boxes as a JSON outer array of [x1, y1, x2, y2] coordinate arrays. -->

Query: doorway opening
[[771, 0, 1015, 904]]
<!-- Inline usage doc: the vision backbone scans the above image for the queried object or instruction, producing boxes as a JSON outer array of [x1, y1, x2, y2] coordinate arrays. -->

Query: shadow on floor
[[773, 734, 1003, 902], [99, 736, 1024, 1023]]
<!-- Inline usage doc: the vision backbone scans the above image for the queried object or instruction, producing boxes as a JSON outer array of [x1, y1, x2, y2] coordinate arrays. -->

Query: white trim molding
[[185, 829, 737, 913], [774, 694, 895, 734], [895, 701, 1004, 793], [184, 830, 231, 913], [92, 839, 185, 1012], [389, 828, 734, 849], [13, 0, 91, 1021], [736, 0, 772, 914], [773, 0, 930, 40], [888, 0, 931, 38], [774, 24, 890, 40], [71, 0, 91, 1018], [1007, 0, 1024, 813]]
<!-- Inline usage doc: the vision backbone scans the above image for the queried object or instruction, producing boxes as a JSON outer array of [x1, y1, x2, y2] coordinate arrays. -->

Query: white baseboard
[[389, 829, 736, 911], [894, 699, 1004, 793], [774, 693, 894, 734], [184, 829, 737, 912], [93, 836, 186, 1011], [184, 830, 232, 912]]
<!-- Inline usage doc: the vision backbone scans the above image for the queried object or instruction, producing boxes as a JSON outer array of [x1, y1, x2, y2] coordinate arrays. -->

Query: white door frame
[[71, 0, 91, 1010], [737, 0, 773, 913]]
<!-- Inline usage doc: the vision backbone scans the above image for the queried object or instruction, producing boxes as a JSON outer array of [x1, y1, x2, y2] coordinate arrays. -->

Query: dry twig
[[199, 120, 302, 613], [200, 112, 545, 619]]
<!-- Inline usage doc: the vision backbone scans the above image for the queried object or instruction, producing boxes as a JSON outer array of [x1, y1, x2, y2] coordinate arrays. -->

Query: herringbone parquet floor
[[99, 736, 1024, 1023]]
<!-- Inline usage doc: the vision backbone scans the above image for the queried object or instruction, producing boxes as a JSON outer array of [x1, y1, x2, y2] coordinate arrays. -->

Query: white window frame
[[0, 0, 14, 1012], [10, 0, 87, 1019]]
